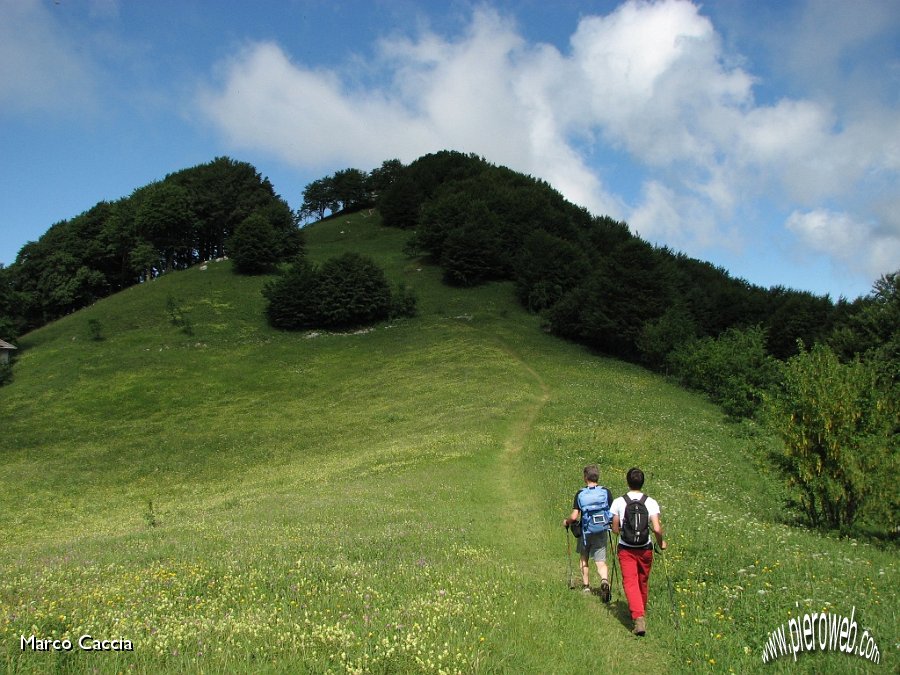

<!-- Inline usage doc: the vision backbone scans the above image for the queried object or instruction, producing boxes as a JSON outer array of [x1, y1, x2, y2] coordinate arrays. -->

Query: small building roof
[[0, 339, 17, 350]]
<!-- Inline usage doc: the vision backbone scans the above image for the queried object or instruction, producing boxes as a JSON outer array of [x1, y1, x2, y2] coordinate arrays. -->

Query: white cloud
[[629, 181, 685, 242], [786, 209, 900, 278], [568, 0, 754, 167], [197, 0, 899, 287], [199, 41, 425, 169], [197, 8, 625, 216], [629, 180, 735, 253], [0, 0, 98, 114]]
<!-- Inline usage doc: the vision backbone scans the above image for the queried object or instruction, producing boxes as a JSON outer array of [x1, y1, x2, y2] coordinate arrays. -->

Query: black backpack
[[569, 519, 582, 539], [620, 494, 650, 547]]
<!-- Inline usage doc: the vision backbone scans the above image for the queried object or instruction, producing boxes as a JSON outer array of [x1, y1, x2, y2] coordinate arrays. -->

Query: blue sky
[[2, 0, 899, 300]]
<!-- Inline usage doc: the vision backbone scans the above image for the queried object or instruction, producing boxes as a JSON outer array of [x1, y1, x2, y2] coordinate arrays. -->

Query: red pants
[[618, 546, 653, 619]]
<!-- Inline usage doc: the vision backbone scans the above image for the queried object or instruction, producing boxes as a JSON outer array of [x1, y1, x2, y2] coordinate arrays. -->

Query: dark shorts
[[576, 531, 608, 562]]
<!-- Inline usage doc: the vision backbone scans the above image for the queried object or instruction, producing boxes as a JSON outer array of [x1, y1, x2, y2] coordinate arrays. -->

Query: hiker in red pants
[[610, 467, 666, 636]]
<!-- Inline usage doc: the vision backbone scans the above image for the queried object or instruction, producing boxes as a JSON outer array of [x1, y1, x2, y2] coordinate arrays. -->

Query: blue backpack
[[577, 486, 612, 545]]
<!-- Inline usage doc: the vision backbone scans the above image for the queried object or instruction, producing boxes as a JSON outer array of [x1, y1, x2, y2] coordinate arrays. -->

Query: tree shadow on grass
[[772, 492, 900, 552]]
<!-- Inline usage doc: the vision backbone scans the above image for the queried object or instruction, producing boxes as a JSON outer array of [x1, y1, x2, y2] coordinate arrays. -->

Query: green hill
[[1, 213, 894, 673]]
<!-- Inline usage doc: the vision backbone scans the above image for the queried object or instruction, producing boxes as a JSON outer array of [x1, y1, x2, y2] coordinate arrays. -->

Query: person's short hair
[[626, 467, 645, 490], [583, 464, 600, 483]]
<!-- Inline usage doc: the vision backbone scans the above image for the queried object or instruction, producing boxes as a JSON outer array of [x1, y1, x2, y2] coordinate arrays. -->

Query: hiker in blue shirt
[[562, 464, 613, 602]]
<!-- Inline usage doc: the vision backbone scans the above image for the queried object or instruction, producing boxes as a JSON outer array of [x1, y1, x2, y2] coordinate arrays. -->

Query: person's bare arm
[[611, 514, 620, 535], [563, 508, 580, 528], [650, 513, 666, 549]]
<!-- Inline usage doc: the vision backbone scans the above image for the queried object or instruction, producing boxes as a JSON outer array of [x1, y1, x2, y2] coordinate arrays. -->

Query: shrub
[[390, 283, 419, 320], [668, 325, 777, 419], [87, 318, 104, 341], [636, 305, 696, 370], [229, 213, 281, 275], [765, 344, 897, 532], [165, 295, 194, 335], [264, 254, 401, 330], [263, 259, 320, 330], [315, 253, 392, 327]]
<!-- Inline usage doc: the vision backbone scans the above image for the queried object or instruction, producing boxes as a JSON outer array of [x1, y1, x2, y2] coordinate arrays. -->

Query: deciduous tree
[[766, 343, 897, 531]]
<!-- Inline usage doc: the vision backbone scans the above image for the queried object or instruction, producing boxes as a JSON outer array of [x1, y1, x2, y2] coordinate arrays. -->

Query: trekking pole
[[565, 525, 577, 590], [658, 545, 679, 629], [608, 531, 619, 601]]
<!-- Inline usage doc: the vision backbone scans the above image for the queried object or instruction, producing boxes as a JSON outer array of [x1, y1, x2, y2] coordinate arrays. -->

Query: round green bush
[[314, 253, 392, 328]]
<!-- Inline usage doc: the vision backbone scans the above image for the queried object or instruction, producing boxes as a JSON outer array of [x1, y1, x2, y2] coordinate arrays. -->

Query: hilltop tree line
[[0, 157, 304, 340], [298, 160, 404, 222]]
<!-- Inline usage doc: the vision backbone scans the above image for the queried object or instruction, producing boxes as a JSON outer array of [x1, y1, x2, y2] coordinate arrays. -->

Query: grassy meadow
[[0, 212, 895, 673]]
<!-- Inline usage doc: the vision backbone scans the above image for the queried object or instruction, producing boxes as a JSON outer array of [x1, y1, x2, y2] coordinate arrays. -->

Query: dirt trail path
[[502, 356, 550, 457], [492, 341, 552, 550]]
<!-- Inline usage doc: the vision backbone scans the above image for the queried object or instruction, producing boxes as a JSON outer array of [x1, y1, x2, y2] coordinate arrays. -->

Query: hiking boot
[[581, 584, 591, 594], [600, 579, 610, 603], [633, 616, 646, 636]]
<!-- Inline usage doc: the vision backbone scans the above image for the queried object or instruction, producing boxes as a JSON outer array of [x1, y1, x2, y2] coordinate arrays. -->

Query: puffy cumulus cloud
[[732, 99, 900, 206], [628, 180, 737, 252], [379, 10, 530, 161], [197, 0, 899, 285], [786, 209, 900, 279], [0, 0, 98, 114], [197, 7, 624, 216], [198, 41, 427, 169], [628, 181, 688, 243], [568, 0, 754, 168], [565, 1, 897, 215]]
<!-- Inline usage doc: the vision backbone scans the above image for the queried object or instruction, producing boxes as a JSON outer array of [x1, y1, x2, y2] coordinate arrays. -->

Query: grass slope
[[1, 212, 895, 674]]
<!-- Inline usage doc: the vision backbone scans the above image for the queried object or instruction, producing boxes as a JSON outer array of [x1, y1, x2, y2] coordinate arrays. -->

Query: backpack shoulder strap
[[576, 488, 587, 510], [638, 494, 648, 505], [580, 486, 600, 507]]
